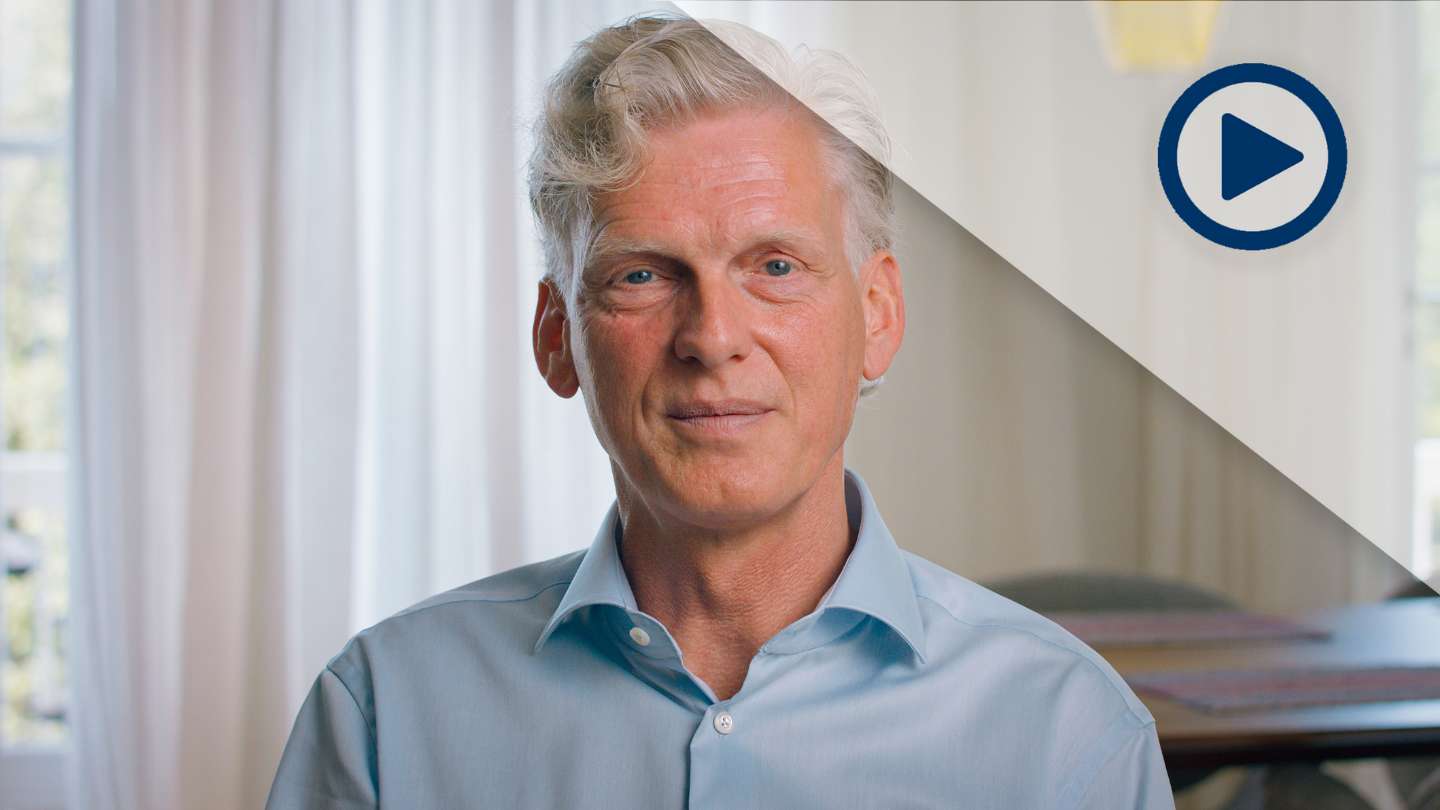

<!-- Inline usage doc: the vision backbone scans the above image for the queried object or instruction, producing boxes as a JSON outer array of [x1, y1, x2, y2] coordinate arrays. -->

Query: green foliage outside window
[[0, 0, 71, 747]]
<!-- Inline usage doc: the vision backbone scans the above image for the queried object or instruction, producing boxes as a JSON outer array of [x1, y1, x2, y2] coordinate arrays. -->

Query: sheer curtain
[[69, 1, 638, 807]]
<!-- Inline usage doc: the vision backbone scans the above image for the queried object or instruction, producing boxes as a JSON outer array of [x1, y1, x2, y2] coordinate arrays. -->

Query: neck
[[614, 454, 854, 699]]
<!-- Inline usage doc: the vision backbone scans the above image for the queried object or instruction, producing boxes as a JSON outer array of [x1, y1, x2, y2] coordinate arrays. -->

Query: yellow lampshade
[[1091, 0, 1222, 72]]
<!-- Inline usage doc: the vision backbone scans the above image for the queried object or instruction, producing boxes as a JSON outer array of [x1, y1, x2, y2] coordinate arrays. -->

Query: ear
[[532, 279, 580, 398], [859, 251, 904, 382]]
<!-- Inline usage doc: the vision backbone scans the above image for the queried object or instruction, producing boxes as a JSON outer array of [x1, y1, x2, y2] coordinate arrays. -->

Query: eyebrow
[[583, 236, 674, 271], [583, 229, 823, 273]]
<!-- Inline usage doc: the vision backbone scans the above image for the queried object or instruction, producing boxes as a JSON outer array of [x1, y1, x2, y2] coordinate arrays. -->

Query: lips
[[665, 399, 774, 435], [666, 399, 772, 419]]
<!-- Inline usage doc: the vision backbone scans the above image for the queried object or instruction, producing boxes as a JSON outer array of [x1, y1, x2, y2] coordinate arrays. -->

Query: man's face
[[534, 102, 903, 530]]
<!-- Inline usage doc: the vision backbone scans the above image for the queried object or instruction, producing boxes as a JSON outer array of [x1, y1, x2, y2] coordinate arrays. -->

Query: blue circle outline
[[1157, 63, 1347, 251]]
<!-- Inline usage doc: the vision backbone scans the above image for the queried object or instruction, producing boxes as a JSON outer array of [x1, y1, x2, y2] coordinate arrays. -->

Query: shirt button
[[713, 710, 734, 735], [628, 626, 651, 646]]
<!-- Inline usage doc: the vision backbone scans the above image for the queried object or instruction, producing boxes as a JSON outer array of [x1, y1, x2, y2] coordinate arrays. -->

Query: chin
[[650, 455, 798, 529]]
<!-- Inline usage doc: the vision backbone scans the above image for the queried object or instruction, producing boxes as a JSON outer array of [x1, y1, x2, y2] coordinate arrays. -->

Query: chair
[[1390, 578, 1439, 600], [984, 570, 1235, 614]]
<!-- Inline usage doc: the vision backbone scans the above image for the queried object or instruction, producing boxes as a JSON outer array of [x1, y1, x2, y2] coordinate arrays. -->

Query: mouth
[[666, 400, 774, 436]]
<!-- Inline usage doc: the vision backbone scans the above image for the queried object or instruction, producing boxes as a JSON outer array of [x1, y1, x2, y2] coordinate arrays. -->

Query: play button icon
[[1220, 113, 1303, 201], [1158, 63, 1346, 250]]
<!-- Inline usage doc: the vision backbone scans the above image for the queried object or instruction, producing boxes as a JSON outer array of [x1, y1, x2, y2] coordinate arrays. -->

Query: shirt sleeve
[[265, 666, 379, 810], [1073, 720, 1176, 810]]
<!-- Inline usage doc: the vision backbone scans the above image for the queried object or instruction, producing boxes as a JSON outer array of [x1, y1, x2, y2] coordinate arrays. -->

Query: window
[[1414, 1, 1440, 581], [0, 0, 72, 805]]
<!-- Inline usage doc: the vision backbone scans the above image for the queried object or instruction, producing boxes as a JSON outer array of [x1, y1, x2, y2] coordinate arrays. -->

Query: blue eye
[[764, 259, 792, 277], [623, 269, 655, 284]]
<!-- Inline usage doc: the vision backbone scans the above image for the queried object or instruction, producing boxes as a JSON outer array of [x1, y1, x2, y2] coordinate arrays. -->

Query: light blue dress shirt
[[267, 469, 1174, 809]]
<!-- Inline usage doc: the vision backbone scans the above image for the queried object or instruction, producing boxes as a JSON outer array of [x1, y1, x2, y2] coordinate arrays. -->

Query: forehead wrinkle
[[647, 123, 815, 188], [617, 167, 792, 211], [687, 157, 793, 192], [591, 186, 793, 258]]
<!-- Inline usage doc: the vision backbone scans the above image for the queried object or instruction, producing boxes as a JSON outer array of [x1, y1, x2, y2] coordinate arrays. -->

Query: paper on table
[[1127, 665, 1440, 714], [1046, 610, 1330, 648]]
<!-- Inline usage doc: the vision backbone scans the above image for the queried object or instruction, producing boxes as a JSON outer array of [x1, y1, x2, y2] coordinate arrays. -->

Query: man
[[268, 14, 1174, 809]]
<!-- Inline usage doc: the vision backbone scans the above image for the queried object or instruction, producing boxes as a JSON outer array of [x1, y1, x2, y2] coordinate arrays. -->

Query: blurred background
[[0, 1, 1436, 808]]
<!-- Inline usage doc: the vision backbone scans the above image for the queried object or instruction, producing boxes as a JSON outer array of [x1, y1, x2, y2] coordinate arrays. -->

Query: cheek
[[767, 292, 867, 413], [576, 314, 667, 418]]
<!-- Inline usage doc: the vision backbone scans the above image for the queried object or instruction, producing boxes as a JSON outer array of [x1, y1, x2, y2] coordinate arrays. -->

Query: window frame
[[0, 0, 75, 805], [1415, 1, 1440, 583]]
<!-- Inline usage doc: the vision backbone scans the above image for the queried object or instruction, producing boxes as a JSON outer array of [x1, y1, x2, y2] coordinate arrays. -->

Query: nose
[[672, 271, 754, 368]]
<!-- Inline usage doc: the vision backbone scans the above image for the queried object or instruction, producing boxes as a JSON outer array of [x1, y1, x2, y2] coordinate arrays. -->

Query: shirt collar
[[533, 468, 927, 665]]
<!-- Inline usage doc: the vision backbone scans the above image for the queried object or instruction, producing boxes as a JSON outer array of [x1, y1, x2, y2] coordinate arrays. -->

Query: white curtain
[[69, 1, 640, 807]]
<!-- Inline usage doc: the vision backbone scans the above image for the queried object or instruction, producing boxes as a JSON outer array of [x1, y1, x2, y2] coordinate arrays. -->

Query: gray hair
[[527, 13, 896, 393]]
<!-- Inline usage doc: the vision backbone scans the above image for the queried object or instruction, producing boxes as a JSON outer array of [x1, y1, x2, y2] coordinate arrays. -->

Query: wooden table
[[1100, 599, 1440, 770]]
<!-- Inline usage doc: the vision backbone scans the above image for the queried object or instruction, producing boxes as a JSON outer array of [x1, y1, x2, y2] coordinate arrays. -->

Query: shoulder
[[901, 550, 1155, 728], [389, 548, 585, 619], [324, 549, 586, 687]]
